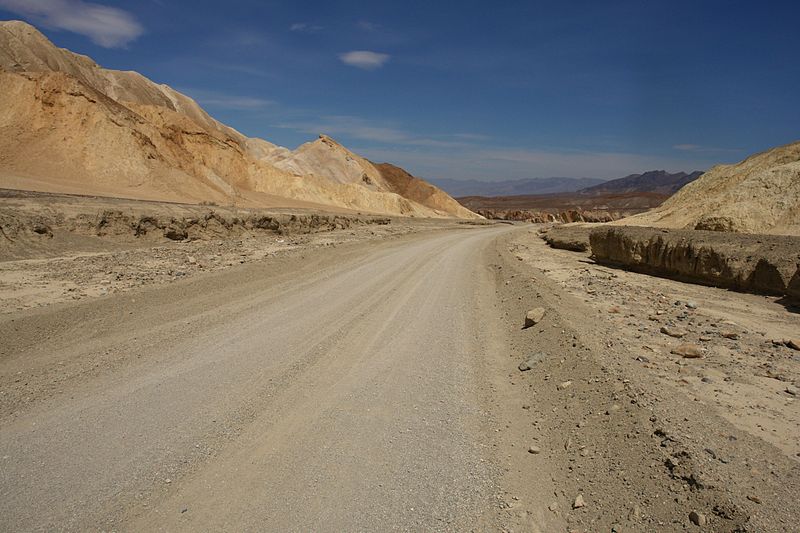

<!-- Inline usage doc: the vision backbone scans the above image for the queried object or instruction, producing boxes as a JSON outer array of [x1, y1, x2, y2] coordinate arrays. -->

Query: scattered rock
[[785, 339, 800, 351], [32, 223, 52, 237], [528, 445, 541, 454], [557, 380, 572, 390], [164, 228, 188, 241], [661, 326, 686, 338], [524, 307, 546, 328], [686, 301, 698, 309], [688, 510, 706, 526], [628, 504, 641, 520], [721, 331, 740, 340], [187, 256, 197, 265], [518, 353, 544, 371], [672, 344, 703, 358], [572, 494, 586, 509]]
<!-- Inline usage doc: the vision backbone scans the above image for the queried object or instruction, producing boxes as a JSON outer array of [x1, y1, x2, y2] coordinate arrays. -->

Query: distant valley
[[430, 177, 606, 197], [454, 170, 704, 223]]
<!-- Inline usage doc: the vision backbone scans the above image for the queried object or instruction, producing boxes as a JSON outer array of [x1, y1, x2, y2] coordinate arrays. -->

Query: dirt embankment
[[540, 224, 594, 252], [589, 227, 800, 300], [539, 225, 800, 302], [0, 191, 441, 313], [500, 230, 800, 532], [0, 192, 391, 258], [1, 208, 387, 245], [474, 208, 618, 224]]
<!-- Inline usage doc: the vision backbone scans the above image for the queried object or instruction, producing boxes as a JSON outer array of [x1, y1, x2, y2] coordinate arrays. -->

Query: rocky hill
[[580, 170, 702, 196], [0, 20, 477, 219], [620, 142, 800, 235]]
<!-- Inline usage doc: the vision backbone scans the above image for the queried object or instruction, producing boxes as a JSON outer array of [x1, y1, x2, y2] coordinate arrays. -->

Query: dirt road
[[3, 222, 799, 532], [0, 226, 514, 531]]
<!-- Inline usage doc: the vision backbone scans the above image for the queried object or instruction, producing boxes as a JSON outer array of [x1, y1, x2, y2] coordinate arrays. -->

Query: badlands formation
[[620, 141, 800, 236], [544, 142, 800, 302], [0, 20, 475, 219], [1, 18, 800, 533]]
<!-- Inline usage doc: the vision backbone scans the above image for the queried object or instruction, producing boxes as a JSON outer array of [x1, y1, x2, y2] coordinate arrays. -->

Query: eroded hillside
[[0, 20, 477, 219]]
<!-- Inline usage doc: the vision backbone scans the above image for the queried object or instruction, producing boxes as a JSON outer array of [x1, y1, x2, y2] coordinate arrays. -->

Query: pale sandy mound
[[619, 141, 800, 235], [0, 20, 478, 219], [250, 135, 475, 218]]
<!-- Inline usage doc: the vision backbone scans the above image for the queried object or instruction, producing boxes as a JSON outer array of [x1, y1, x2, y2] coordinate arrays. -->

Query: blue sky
[[2, 0, 799, 180]]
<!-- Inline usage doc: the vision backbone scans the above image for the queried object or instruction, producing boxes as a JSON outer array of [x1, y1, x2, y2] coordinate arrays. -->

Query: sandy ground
[[489, 228, 799, 532], [1, 210, 799, 531], [0, 190, 470, 313]]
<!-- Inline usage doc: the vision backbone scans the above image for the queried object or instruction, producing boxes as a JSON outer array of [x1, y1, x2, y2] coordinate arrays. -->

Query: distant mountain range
[[580, 170, 703, 196], [433, 171, 702, 199], [429, 177, 606, 197]]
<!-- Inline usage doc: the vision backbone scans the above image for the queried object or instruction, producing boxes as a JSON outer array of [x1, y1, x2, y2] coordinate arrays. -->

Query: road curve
[[0, 226, 514, 531]]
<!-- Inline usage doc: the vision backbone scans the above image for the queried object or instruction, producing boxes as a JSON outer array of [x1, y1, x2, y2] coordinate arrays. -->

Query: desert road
[[0, 226, 515, 531]]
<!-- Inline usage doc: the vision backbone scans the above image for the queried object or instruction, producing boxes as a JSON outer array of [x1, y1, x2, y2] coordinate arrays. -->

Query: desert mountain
[[579, 170, 702, 196], [0, 20, 477, 219], [431, 177, 606, 197], [620, 141, 800, 235]]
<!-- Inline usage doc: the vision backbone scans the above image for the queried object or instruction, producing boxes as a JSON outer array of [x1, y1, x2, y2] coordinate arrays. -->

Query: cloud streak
[[0, 0, 143, 47], [355, 145, 725, 182], [290, 22, 322, 33], [339, 50, 389, 70], [274, 114, 725, 180], [180, 88, 275, 110], [673, 143, 739, 153], [277, 115, 478, 148]]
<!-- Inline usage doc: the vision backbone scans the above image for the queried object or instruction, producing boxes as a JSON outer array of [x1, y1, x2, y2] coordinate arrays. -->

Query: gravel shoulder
[[490, 227, 800, 532]]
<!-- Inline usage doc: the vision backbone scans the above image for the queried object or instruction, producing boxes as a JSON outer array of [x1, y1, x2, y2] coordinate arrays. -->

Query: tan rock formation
[[372, 162, 478, 219], [0, 20, 478, 219], [619, 141, 800, 235]]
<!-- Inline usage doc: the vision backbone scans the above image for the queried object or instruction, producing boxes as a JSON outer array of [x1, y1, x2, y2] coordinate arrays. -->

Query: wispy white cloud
[[357, 20, 380, 32], [290, 22, 323, 33], [339, 50, 390, 70], [0, 0, 143, 47], [452, 133, 491, 141], [277, 115, 477, 147], [355, 145, 724, 181], [673, 143, 738, 153], [274, 113, 723, 179], [180, 88, 275, 110]]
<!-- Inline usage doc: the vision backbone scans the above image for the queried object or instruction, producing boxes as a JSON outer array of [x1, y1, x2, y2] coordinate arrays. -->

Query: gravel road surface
[[1, 226, 512, 531]]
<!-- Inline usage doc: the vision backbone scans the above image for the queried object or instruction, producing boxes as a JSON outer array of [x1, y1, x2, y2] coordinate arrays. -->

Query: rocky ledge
[[588, 226, 800, 301]]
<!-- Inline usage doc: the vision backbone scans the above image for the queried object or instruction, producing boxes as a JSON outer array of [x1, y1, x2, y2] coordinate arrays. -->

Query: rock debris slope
[[620, 141, 800, 235], [0, 20, 477, 219]]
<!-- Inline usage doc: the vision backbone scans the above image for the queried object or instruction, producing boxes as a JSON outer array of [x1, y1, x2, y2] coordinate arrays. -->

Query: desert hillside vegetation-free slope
[[0, 20, 477, 219]]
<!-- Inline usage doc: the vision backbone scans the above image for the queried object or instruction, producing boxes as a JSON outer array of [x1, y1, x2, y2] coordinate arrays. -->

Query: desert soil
[[1, 208, 798, 531]]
